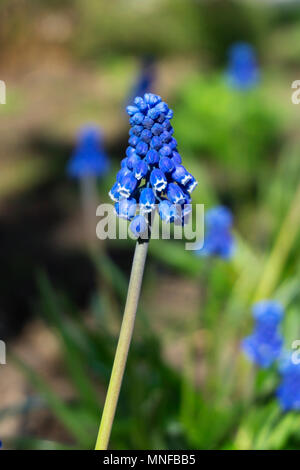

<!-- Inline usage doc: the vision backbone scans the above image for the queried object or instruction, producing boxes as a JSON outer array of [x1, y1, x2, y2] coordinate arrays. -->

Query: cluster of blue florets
[[226, 42, 259, 90], [242, 300, 300, 411], [67, 125, 109, 179], [196, 206, 235, 259], [109, 93, 198, 238]]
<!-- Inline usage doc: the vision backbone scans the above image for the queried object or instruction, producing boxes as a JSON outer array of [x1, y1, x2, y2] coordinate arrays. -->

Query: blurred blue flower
[[226, 42, 259, 90], [127, 57, 156, 106], [67, 125, 109, 178], [242, 300, 284, 368], [252, 300, 284, 326], [277, 353, 300, 411], [196, 206, 235, 259], [109, 93, 198, 238]]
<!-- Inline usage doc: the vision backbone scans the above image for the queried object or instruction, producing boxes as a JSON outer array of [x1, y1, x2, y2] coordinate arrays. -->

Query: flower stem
[[80, 174, 99, 249], [95, 239, 149, 450]]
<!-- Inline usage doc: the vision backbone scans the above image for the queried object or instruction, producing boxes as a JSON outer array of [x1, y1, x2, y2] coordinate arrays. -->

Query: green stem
[[255, 182, 300, 300], [95, 240, 149, 450], [80, 174, 99, 249]]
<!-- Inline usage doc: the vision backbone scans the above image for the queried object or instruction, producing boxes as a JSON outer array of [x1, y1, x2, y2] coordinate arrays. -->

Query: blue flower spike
[[226, 42, 260, 90], [196, 205, 235, 259], [242, 300, 284, 368], [109, 93, 198, 238], [67, 125, 109, 178]]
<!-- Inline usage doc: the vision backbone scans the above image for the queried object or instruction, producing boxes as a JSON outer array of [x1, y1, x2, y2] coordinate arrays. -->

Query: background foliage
[[0, 0, 300, 450]]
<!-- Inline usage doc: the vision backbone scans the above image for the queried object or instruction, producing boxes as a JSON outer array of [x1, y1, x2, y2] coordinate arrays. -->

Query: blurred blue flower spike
[[109, 93, 198, 237], [277, 353, 300, 411], [242, 301, 284, 368], [67, 125, 109, 179], [196, 205, 235, 259], [127, 57, 156, 106], [226, 42, 259, 90]]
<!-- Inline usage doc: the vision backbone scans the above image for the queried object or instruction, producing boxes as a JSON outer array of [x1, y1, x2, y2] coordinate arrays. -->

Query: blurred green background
[[0, 0, 300, 450]]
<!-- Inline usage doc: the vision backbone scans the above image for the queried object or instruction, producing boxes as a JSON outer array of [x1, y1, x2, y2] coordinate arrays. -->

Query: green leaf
[[266, 413, 300, 450], [12, 437, 77, 450], [11, 353, 91, 447], [36, 271, 100, 414], [91, 252, 128, 301]]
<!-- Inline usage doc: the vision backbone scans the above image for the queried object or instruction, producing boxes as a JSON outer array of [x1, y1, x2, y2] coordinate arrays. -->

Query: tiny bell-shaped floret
[[115, 198, 137, 220], [171, 152, 182, 165], [136, 141, 148, 157], [159, 145, 172, 158], [158, 200, 177, 223], [167, 183, 186, 205], [116, 167, 131, 182], [126, 153, 141, 170], [118, 173, 138, 198], [159, 157, 175, 174], [186, 176, 198, 194], [129, 215, 148, 238], [150, 136, 163, 150], [139, 188, 156, 213], [145, 149, 159, 165], [172, 165, 192, 186], [134, 160, 148, 180], [150, 169, 167, 192], [109, 182, 121, 202]]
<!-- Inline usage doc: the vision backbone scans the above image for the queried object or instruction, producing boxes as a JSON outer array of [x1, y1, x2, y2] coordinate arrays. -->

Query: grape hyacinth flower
[[277, 353, 300, 411], [108, 93, 198, 238], [196, 205, 235, 259], [242, 300, 284, 368], [96, 93, 197, 450], [67, 125, 109, 247], [226, 42, 259, 90]]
